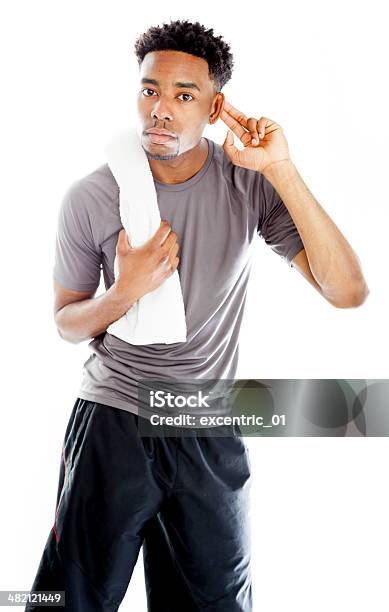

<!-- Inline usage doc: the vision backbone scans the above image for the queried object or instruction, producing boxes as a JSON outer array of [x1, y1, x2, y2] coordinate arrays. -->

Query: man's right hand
[[114, 220, 180, 306]]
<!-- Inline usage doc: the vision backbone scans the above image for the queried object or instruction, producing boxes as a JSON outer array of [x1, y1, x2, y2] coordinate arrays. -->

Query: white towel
[[104, 127, 187, 345]]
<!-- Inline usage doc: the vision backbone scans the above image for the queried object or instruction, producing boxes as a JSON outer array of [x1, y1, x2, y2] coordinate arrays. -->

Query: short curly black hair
[[134, 19, 234, 91]]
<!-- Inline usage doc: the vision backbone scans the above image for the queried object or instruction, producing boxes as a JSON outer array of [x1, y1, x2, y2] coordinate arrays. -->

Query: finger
[[153, 219, 172, 247], [168, 242, 180, 262], [220, 109, 248, 142], [172, 256, 180, 271], [158, 234, 178, 265], [257, 117, 267, 140], [161, 230, 177, 255], [117, 228, 131, 252], [222, 100, 249, 128], [247, 117, 259, 145], [259, 117, 278, 139], [163, 250, 180, 275], [223, 129, 240, 163]]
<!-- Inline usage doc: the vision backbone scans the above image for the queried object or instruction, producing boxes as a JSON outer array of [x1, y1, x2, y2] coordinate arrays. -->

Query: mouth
[[145, 133, 177, 145]]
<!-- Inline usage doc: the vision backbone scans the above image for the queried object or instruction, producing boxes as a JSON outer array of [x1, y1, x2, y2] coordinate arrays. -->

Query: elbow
[[55, 312, 86, 344], [56, 325, 65, 341], [56, 325, 84, 344], [327, 282, 370, 309]]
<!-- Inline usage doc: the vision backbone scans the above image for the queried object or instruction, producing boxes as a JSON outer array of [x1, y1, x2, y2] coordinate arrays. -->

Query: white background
[[1, 1, 388, 610]]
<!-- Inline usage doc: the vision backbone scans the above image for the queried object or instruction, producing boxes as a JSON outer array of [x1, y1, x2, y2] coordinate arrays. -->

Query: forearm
[[262, 160, 369, 303], [55, 283, 138, 344]]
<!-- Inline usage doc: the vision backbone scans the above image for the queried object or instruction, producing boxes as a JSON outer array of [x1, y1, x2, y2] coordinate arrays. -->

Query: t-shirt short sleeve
[[53, 181, 102, 291], [257, 173, 304, 267]]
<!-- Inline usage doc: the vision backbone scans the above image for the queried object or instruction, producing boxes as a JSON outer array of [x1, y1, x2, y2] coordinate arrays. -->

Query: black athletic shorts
[[25, 398, 252, 611]]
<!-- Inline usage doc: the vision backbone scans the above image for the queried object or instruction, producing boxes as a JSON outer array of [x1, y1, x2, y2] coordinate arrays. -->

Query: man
[[26, 19, 369, 612]]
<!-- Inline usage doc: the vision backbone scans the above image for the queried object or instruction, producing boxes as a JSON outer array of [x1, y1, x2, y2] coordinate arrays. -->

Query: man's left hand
[[220, 100, 291, 173]]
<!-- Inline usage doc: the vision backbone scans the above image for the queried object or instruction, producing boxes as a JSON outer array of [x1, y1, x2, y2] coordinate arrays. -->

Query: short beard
[[143, 148, 179, 161], [141, 135, 180, 160]]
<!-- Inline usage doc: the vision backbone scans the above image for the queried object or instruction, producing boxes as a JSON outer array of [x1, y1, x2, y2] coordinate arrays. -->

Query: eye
[[141, 89, 194, 102], [142, 88, 157, 97], [178, 93, 194, 102]]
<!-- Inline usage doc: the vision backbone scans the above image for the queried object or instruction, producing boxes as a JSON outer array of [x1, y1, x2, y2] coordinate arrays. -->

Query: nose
[[151, 100, 173, 123]]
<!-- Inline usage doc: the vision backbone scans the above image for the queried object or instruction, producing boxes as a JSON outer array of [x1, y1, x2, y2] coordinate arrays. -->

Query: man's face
[[137, 50, 223, 160]]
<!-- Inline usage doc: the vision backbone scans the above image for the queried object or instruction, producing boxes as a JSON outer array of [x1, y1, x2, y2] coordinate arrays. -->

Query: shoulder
[[59, 163, 120, 247], [209, 139, 265, 214], [210, 139, 263, 197], [63, 163, 119, 212]]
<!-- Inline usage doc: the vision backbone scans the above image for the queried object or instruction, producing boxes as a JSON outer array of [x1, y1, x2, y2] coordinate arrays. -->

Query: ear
[[209, 92, 225, 125]]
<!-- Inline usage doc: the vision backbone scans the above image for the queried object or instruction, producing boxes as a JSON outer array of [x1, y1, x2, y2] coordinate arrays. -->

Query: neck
[[148, 137, 209, 185]]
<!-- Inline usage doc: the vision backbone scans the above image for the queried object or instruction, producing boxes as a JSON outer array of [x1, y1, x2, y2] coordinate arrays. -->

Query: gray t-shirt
[[53, 137, 304, 419]]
